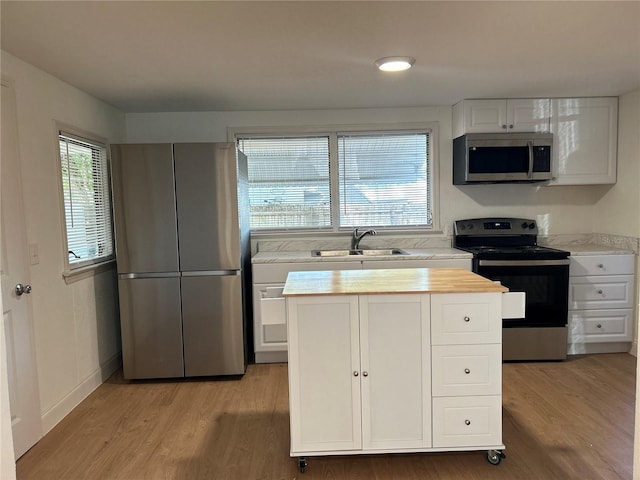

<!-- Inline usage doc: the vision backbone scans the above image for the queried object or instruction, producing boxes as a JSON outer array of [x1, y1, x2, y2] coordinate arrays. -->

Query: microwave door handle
[[527, 140, 534, 179]]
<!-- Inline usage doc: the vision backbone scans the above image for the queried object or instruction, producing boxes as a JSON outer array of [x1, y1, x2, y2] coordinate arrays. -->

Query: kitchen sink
[[311, 248, 408, 257]]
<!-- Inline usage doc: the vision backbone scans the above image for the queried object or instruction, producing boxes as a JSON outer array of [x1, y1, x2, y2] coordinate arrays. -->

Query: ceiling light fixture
[[375, 56, 415, 72]]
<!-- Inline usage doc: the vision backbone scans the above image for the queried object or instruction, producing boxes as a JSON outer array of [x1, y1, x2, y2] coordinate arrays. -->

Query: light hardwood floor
[[17, 353, 635, 480]]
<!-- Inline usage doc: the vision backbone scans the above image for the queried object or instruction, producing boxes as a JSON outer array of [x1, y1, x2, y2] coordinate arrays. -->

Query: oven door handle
[[478, 259, 570, 267]]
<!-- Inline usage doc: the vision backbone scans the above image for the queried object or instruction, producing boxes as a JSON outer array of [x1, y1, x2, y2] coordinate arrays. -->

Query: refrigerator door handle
[[119, 272, 180, 279], [181, 270, 241, 277]]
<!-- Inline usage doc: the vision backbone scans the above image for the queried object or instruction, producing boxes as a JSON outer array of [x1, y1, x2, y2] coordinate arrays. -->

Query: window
[[236, 125, 434, 232], [237, 136, 331, 230], [338, 132, 430, 227], [58, 130, 114, 270]]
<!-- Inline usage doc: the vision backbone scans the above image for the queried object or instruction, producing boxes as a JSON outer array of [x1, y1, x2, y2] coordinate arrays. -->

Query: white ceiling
[[2, 1, 639, 113]]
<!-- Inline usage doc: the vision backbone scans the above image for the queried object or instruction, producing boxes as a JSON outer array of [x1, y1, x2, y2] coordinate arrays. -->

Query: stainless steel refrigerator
[[110, 142, 251, 379]]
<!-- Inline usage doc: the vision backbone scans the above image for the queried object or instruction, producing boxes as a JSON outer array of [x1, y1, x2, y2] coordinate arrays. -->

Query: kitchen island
[[283, 267, 518, 473]]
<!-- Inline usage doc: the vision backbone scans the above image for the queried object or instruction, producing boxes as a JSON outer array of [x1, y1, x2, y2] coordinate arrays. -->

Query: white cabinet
[[287, 294, 430, 454], [548, 97, 618, 185], [453, 99, 551, 138], [568, 254, 635, 354], [287, 291, 504, 464]]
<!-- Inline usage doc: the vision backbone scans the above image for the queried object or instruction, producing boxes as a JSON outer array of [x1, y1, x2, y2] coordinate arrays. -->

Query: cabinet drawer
[[570, 255, 634, 276], [432, 344, 502, 397], [569, 275, 634, 309], [431, 293, 501, 345], [569, 309, 633, 343], [432, 396, 502, 448]]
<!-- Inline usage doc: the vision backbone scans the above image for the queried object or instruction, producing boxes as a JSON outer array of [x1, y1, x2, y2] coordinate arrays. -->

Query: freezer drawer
[[181, 274, 246, 376], [118, 277, 184, 379]]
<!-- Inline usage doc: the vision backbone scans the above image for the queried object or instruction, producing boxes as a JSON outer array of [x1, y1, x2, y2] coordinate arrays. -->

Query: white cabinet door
[[453, 99, 550, 136], [359, 295, 431, 449], [549, 97, 618, 185], [508, 98, 551, 132], [287, 295, 361, 454], [458, 99, 507, 134]]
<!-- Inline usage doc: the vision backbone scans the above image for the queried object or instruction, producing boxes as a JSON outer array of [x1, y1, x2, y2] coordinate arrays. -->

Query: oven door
[[476, 259, 569, 328]]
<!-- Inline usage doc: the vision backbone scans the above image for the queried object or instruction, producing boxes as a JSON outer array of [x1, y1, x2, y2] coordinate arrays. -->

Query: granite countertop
[[551, 244, 635, 256], [252, 247, 473, 264], [283, 267, 507, 296]]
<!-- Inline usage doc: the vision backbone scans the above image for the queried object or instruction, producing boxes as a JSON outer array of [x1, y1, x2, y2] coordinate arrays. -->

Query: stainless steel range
[[454, 218, 570, 361]]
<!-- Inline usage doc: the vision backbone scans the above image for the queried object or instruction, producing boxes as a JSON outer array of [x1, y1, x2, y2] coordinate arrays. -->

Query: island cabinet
[[284, 268, 512, 472]]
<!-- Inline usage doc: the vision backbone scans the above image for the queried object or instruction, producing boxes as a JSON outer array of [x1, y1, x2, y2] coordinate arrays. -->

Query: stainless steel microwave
[[453, 132, 553, 184]]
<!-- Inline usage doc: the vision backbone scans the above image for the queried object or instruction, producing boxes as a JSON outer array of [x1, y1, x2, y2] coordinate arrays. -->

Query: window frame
[[230, 122, 440, 235], [55, 122, 115, 279]]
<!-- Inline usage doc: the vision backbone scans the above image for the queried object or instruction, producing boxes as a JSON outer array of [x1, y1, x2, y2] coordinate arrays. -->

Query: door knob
[[15, 283, 32, 296]]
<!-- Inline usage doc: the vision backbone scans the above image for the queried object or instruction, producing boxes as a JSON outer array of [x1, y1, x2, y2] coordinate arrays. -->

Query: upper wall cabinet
[[547, 97, 618, 185], [452, 99, 551, 138]]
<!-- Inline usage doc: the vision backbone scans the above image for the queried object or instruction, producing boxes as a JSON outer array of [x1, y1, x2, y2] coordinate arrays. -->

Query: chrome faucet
[[351, 228, 377, 250]]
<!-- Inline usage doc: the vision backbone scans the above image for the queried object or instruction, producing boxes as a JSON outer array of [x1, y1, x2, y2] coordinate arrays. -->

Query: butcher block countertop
[[282, 267, 508, 296]]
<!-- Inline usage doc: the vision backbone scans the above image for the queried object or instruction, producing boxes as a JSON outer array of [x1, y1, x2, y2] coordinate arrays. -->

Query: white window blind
[[237, 136, 331, 230], [59, 131, 114, 268], [338, 132, 431, 227]]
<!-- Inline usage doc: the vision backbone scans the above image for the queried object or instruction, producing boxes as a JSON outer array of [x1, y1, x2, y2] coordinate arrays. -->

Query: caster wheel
[[298, 457, 307, 473], [487, 450, 504, 465]]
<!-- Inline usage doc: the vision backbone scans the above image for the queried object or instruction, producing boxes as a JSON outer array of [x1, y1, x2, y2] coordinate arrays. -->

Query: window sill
[[62, 259, 116, 284]]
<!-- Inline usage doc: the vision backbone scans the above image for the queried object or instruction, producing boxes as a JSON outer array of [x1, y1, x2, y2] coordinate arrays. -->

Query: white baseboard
[[40, 353, 121, 435], [255, 351, 288, 364]]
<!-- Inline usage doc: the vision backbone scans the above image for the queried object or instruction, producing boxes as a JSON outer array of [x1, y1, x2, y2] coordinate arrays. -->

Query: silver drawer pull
[[597, 290, 603, 295], [353, 371, 359, 377], [463, 316, 470, 322], [465, 419, 471, 426], [464, 368, 471, 374], [363, 371, 369, 377], [597, 324, 602, 329], [597, 264, 604, 268]]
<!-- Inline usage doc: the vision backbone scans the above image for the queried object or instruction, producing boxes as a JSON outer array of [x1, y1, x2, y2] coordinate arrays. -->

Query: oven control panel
[[454, 218, 538, 236]]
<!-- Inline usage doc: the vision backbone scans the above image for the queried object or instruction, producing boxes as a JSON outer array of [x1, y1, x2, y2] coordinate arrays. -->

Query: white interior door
[[1, 77, 42, 459]]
